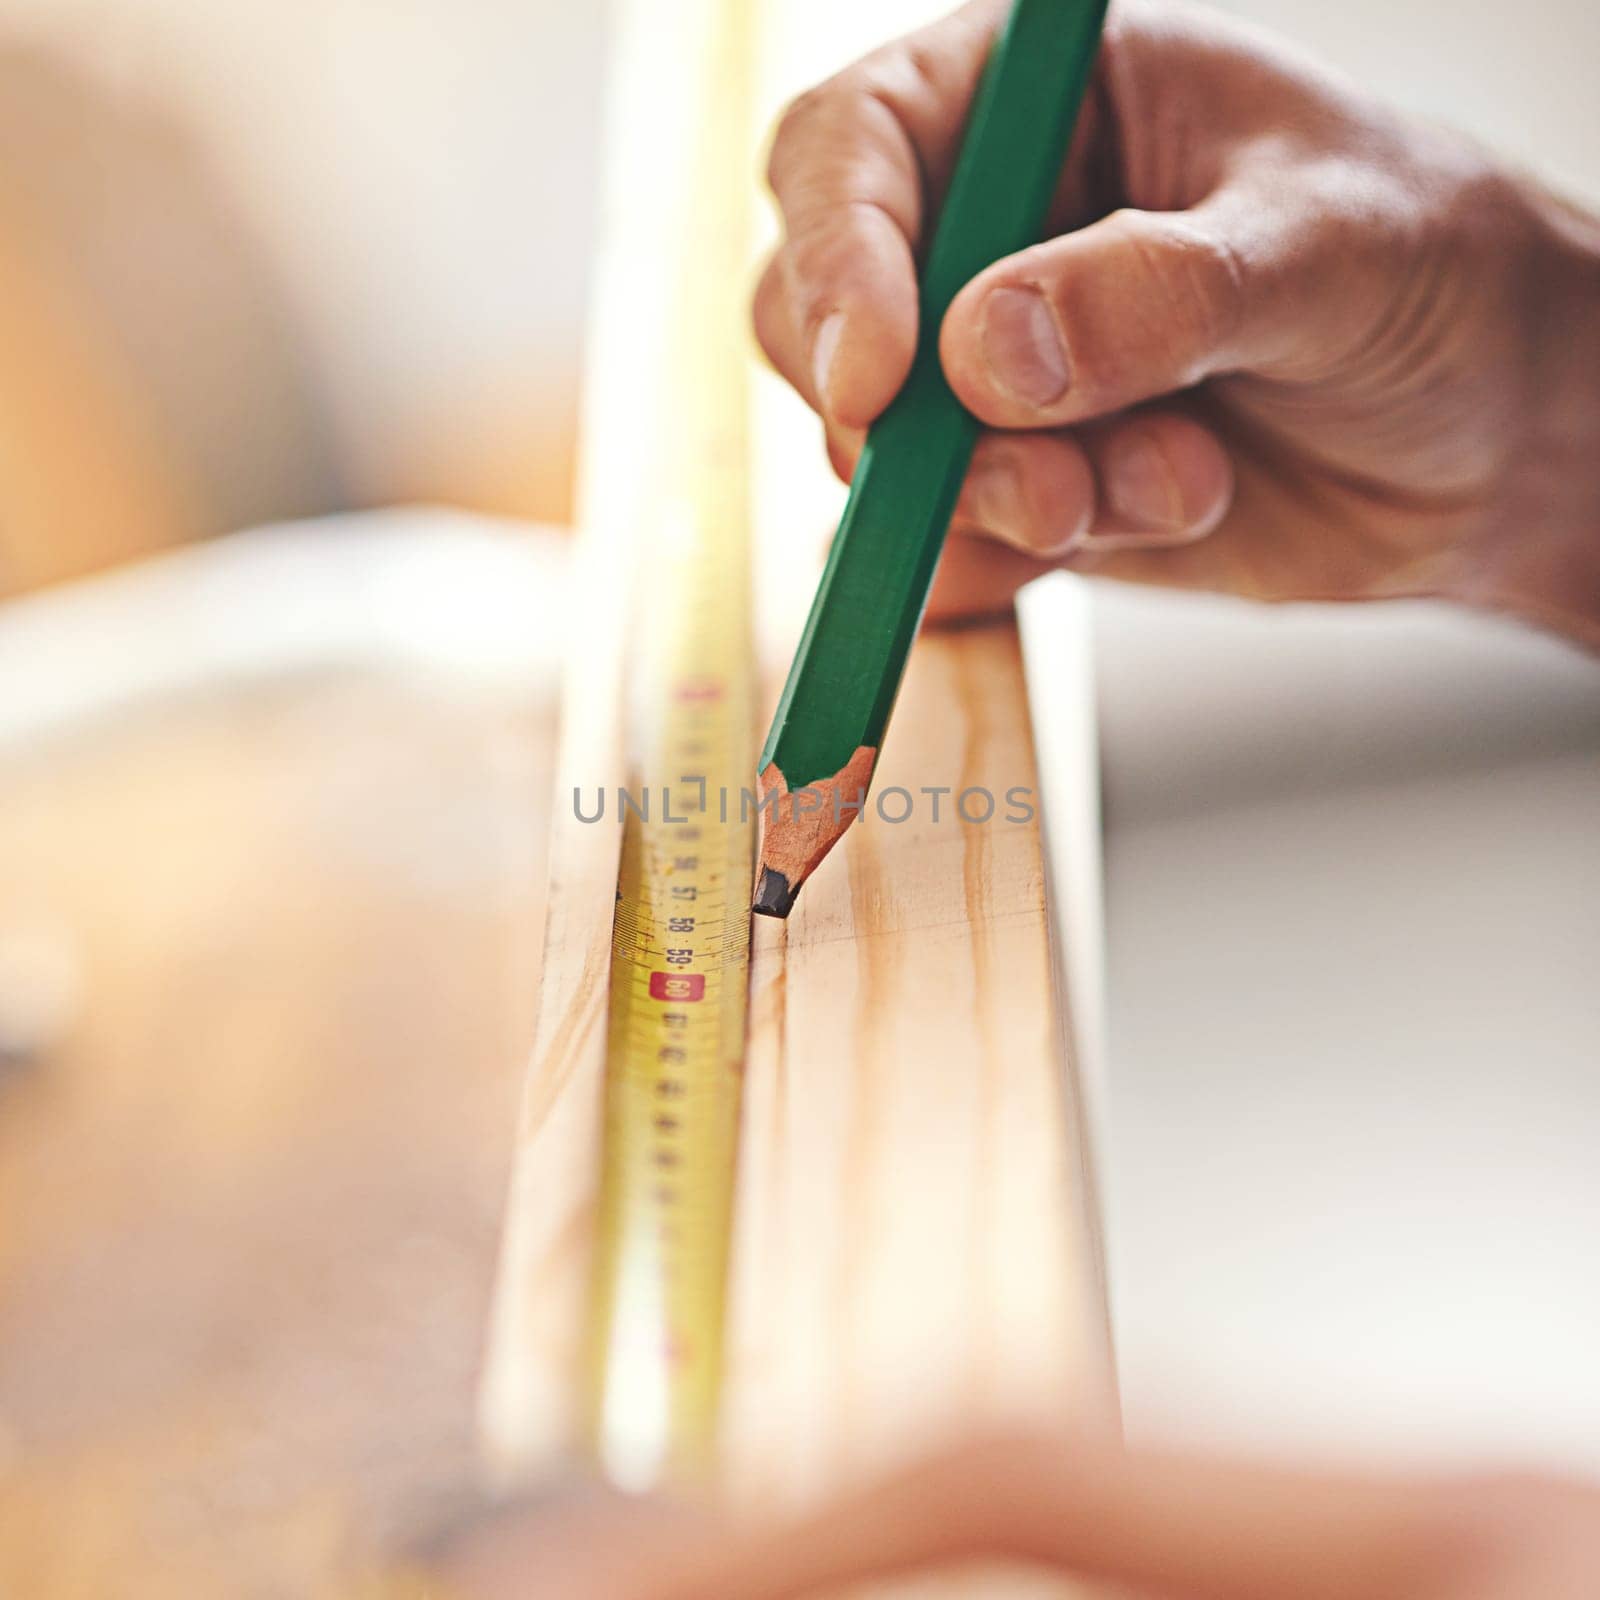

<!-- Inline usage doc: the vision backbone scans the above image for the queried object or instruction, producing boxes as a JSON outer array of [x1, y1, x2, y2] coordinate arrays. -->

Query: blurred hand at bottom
[[429, 1431, 1600, 1599]]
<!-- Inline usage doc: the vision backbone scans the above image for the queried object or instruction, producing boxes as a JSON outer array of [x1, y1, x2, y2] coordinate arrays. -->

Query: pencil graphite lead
[[750, 745, 878, 917], [751, 866, 796, 919]]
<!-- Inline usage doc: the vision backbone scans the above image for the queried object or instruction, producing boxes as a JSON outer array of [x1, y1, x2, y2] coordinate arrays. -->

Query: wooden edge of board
[[1023, 572, 1118, 1405]]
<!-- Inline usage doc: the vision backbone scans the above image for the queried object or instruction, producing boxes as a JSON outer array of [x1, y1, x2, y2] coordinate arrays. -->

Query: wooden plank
[[724, 1, 1115, 1540], [722, 618, 1114, 1529]]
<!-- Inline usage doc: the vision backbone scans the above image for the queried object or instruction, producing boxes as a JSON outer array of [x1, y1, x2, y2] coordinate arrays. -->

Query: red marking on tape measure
[[650, 972, 705, 1002], [674, 677, 723, 703]]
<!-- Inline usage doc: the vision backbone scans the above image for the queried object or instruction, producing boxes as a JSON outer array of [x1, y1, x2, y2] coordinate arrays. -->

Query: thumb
[[939, 196, 1292, 428]]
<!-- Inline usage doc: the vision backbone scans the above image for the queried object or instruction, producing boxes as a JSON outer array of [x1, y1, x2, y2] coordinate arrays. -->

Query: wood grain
[[726, 620, 1112, 1488], [719, 623, 1114, 1600], [725, 0, 1117, 1545]]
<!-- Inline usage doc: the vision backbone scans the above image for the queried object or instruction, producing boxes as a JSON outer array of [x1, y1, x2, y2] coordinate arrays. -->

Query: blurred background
[[0, 0, 603, 595], [0, 0, 1597, 1593]]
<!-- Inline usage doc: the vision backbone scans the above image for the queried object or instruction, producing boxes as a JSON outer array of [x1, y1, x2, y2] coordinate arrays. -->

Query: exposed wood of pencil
[[752, 744, 878, 917]]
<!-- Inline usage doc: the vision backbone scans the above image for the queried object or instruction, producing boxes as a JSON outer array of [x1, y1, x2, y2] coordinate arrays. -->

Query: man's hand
[[432, 1432, 1600, 1598], [754, 0, 1600, 643]]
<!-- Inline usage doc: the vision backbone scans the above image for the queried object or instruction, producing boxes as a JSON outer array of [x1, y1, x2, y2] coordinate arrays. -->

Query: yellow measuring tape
[[581, 0, 756, 1491]]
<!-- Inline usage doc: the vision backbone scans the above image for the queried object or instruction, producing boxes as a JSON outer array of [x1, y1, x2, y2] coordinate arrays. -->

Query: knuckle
[[750, 255, 788, 361], [766, 85, 828, 193], [899, 38, 946, 102], [855, 34, 942, 117], [782, 209, 865, 289], [765, 55, 925, 250], [774, 81, 831, 139], [1183, 226, 1249, 357], [1431, 159, 1539, 291], [778, 201, 905, 331], [767, 72, 862, 194], [1105, 207, 1246, 379]]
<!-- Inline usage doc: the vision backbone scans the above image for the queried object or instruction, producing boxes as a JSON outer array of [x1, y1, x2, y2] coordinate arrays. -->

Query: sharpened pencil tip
[[752, 865, 797, 919]]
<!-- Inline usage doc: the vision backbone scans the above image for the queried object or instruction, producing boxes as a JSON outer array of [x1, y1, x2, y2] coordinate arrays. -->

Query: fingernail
[[981, 286, 1070, 408], [1107, 431, 1186, 531], [812, 310, 845, 412], [969, 455, 1026, 537]]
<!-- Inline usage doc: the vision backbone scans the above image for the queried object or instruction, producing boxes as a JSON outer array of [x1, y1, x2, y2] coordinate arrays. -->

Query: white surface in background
[[0, 510, 564, 749], [1092, 587, 1600, 827], [1102, 742, 1600, 1472], [1208, 0, 1600, 207]]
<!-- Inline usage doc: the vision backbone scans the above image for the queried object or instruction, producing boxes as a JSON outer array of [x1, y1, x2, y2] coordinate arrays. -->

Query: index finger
[[634, 1433, 1511, 1600], [759, 1, 1006, 428]]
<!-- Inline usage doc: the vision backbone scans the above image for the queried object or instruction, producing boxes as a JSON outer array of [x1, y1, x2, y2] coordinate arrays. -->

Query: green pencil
[[753, 0, 1109, 917]]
